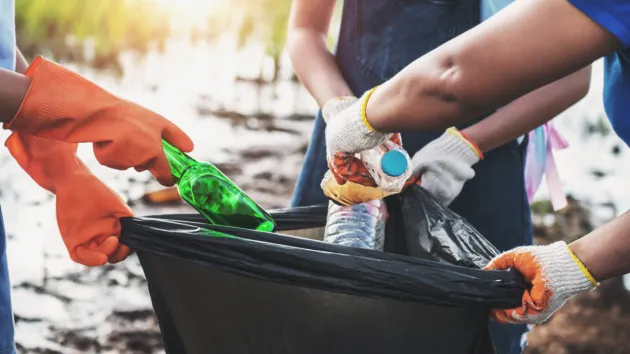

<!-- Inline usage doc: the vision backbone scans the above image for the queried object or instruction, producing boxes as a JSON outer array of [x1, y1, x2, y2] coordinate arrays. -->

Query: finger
[[332, 152, 377, 187], [528, 280, 552, 311], [389, 133, 403, 146], [489, 309, 506, 323], [521, 291, 546, 315], [108, 244, 131, 264], [484, 252, 517, 271], [149, 152, 175, 187], [327, 158, 347, 185], [127, 248, 136, 257], [73, 246, 108, 267], [98, 236, 121, 257], [93, 141, 132, 171], [403, 175, 420, 190], [162, 122, 194, 153], [492, 309, 521, 325], [509, 251, 543, 281]]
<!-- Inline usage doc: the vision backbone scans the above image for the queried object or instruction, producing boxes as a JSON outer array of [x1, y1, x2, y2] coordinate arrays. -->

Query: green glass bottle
[[162, 140, 276, 232]]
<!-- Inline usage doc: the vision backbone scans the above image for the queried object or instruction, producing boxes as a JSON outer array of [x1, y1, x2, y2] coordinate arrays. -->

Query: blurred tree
[[14, 0, 343, 83], [230, 0, 291, 83], [14, 0, 171, 74], [208, 0, 343, 83]]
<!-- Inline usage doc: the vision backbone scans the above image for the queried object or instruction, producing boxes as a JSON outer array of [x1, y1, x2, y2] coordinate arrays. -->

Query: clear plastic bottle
[[324, 199, 387, 251], [321, 140, 412, 206], [321, 140, 410, 250], [359, 140, 412, 193]]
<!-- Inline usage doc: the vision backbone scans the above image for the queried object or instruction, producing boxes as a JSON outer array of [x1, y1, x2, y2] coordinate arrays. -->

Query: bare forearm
[[15, 47, 28, 74], [0, 48, 30, 123], [365, 0, 619, 132], [0, 68, 30, 123], [288, 30, 353, 106], [288, 0, 352, 107], [570, 210, 630, 282], [464, 66, 591, 152]]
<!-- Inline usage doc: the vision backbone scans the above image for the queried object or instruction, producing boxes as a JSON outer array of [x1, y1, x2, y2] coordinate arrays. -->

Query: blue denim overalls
[[0, 0, 17, 352], [290, 1, 532, 353]]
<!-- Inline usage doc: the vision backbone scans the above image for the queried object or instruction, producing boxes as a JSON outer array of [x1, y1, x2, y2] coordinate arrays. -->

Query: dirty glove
[[323, 95, 376, 186], [322, 94, 415, 186], [6, 133, 134, 266], [321, 96, 358, 124], [327, 132, 416, 186], [411, 127, 482, 206], [4, 56, 194, 186], [484, 241, 598, 325], [324, 87, 392, 155]]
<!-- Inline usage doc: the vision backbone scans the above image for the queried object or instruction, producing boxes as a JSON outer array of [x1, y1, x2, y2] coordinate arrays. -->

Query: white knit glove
[[322, 96, 358, 124], [485, 241, 598, 325], [411, 128, 482, 206], [324, 88, 392, 155]]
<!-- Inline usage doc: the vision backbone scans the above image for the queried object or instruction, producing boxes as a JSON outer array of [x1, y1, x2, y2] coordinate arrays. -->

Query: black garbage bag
[[400, 187, 500, 268], [120, 185, 525, 354]]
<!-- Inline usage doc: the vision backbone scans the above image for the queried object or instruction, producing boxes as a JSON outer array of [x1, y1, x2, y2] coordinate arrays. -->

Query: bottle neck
[[162, 140, 196, 182]]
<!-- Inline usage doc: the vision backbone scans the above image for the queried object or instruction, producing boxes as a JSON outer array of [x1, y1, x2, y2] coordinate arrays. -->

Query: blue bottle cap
[[380, 150, 408, 177]]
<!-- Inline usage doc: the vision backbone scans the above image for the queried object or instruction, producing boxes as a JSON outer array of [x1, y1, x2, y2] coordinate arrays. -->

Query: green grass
[[14, 0, 343, 79], [15, 0, 171, 73]]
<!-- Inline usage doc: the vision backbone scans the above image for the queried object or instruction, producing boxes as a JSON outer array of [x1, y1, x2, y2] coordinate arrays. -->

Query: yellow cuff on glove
[[360, 87, 379, 132], [445, 127, 483, 160], [566, 244, 599, 287]]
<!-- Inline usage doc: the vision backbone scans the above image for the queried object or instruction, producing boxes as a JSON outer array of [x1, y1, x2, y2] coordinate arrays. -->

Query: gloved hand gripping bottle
[[322, 139, 411, 251], [321, 139, 412, 206], [162, 140, 276, 232], [359, 140, 412, 193]]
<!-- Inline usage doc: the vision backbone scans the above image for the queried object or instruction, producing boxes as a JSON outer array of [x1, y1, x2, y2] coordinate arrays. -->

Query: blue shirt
[[481, 0, 514, 21], [0, 0, 16, 71], [569, 0, 630, 145], [0, 1, 16, 352]]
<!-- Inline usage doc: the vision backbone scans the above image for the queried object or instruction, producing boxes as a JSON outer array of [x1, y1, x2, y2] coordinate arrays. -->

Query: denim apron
[[290, 1, 532, 353], [0, 0, 16, 352], [0, 210, 13, 354]]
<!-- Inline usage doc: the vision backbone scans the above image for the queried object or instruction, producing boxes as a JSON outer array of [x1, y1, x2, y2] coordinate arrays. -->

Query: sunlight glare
[[151, 0, 227, 28]]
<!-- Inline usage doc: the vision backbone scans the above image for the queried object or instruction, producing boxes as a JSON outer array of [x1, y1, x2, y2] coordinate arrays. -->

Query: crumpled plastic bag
[[397, 185, 499, 268]]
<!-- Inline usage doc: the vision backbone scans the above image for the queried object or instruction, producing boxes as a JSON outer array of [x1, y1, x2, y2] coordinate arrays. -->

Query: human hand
[[410, 127, 482, 206], [5, 56, 193, 186], [324, 88, 392, 156], [484, 241, 598, 324], [6, 133, 134, 266]]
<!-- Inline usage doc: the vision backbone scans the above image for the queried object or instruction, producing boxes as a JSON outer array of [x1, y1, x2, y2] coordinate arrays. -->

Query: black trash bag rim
[[120, 215, 525, 309], [153, 203, 328, 232]]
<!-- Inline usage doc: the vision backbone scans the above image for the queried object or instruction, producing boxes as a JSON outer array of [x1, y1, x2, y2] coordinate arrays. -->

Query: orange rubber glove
[[6, 133, 133, 266], [484, 241, 598, 324], [4, 56, 193, 186]]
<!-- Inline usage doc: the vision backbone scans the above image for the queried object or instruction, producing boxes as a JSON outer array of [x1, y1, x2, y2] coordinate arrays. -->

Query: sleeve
[[569, 0, 630, 47]]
